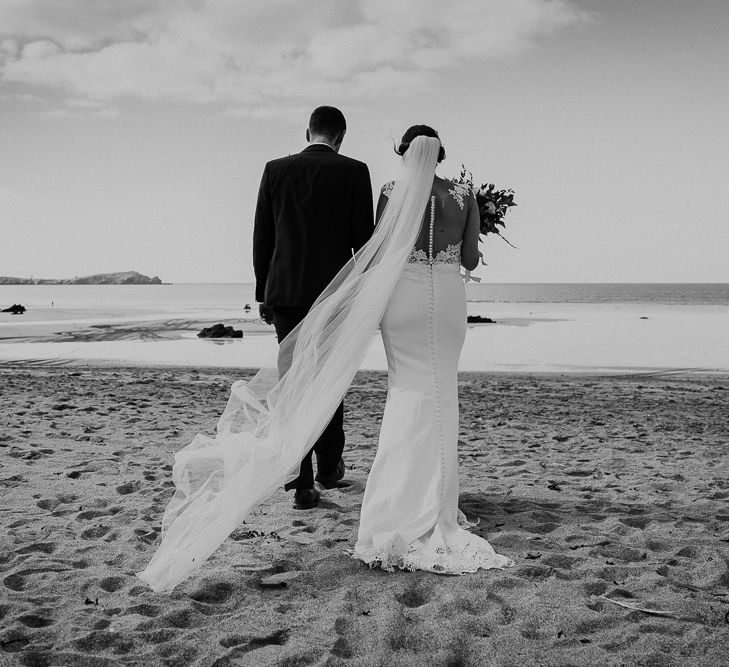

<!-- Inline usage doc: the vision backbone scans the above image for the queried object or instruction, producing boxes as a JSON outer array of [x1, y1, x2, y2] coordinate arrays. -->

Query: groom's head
[[307, 106, 346, 152]]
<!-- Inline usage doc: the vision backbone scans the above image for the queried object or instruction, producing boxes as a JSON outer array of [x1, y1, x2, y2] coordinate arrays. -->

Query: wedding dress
[[137, 138, 512, 593], [352, 191, 515, 574]]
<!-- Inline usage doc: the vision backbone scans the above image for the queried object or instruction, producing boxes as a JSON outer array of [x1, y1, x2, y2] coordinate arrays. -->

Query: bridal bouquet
[[454, 166, 517, 249]]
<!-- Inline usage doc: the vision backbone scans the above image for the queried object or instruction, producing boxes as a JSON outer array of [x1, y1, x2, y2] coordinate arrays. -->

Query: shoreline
[[2, 308, 729, 375], [2, 359, 729, 380], [3, 298, 729, 375]]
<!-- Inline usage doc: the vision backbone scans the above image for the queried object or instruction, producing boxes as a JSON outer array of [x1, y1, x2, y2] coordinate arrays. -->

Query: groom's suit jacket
[[253, 144, 374, 308]]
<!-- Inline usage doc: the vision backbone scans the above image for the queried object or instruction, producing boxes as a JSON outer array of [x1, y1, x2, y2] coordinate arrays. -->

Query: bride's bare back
[[377, 175, 481, 270]]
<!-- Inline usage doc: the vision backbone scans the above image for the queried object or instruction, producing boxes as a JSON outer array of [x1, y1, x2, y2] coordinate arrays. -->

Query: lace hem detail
[[352, 538, 515, 575], [351, 527, 515, 575], [407, 241, 461, 265]]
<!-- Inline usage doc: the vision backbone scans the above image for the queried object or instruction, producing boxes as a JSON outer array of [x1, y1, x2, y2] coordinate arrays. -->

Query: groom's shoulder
[[265, 153, 300, 171], [265, 151, 368, 180], [266, 150, 367, 169], [336, 152, 369, 171]]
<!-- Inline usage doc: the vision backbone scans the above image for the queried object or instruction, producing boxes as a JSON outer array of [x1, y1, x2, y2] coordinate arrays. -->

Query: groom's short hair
[[309, 106, 346, 140]]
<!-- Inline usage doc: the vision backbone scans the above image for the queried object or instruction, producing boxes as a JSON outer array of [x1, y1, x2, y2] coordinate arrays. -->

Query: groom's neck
[[308, 134, 341, 153]]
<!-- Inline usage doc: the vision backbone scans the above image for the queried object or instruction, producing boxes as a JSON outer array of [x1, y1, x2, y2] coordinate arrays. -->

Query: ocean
[[1, 283, 727, 373], [466, 283, 729, 306], [2, 282, 728, 315]]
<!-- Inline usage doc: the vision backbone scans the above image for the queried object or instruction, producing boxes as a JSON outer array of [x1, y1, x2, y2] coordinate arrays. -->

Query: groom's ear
[[305, 128, 311, 143]]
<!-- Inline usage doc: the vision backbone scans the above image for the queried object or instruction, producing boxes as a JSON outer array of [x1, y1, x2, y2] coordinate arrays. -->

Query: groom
[[253, 106, 374, 509]]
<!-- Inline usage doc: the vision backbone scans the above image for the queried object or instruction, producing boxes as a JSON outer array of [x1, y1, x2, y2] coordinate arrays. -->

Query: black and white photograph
[[1, 1, 728, 665]]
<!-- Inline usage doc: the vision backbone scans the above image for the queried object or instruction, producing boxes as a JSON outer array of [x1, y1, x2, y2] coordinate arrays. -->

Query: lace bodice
[[381, 179, 470, 209], [412, 194, 461, 266], [447, 182, 470, 210], [407, 243, 461, 265], [382, 182, 465, 267]]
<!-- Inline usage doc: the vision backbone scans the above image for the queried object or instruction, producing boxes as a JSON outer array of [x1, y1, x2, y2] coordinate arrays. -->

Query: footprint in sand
[[17, 613, 54, 628], [395, 583, 433, 609], [160, 608, 197, 629], [288, 526, 317, 543], [98, 576, 126, 592], [116, 480, 141, 495], [37, 493, 77, 512], [123, 604, 162, 618], [13, 449, 43, 461], [77, 509, 114, 521], [71, 630, 134, 655], [525, 522, 559, 535], [16, 542, 57, 555], [218, 628, 290, 656], [51, 507, 78, 518], [80, 525, 111, 539], [187, 581, 235, 604], [133, 528, 159, 544], [498, 603, 518, 625], [3, 567, 70, 592], [619, 515, 652, 529], [36, 498, 60, 511], [584, 580, 609, 596], [0, 628, 29, 653], [330, 617, 355, 659]]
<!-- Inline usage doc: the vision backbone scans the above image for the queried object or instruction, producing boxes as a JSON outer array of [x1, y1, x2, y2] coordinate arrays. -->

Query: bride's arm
[[461, 191, 481, 271], [375, 180, 394, 224], [375, 192, 388, 224]]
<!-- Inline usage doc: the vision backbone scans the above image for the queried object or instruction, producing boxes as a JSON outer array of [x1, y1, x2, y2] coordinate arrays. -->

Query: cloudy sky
[[1, 0, 727, 283]]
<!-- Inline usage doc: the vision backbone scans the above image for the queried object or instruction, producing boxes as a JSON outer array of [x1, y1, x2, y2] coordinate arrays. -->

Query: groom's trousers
[[271, 306, 345, 490]]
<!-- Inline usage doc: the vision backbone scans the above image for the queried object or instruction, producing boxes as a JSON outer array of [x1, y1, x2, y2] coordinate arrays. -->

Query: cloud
[[43, 106, 119, 119], [0, 91, 44, 102], [0, 186, 26, 204], [0, 0, 588, 114]]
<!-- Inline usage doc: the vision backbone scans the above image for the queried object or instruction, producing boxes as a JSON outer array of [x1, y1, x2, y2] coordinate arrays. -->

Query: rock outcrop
[[0, 271, 163, 285], [1, 304, 26, 314], [197, 324, 243, 338]]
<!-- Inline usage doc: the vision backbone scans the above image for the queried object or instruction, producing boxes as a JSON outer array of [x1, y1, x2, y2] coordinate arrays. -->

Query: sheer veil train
[[137, 137, 443, 592]]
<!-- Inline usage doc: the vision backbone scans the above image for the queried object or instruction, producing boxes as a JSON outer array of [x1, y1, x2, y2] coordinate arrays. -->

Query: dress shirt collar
[[303, 142, 336, 153]]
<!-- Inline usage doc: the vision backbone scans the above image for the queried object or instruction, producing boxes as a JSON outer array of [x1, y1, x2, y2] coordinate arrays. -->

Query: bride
[[352, 126, 513, 573], [138, 128, 513, 593]]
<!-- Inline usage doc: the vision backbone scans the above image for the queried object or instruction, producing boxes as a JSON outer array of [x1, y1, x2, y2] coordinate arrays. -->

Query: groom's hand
[[259, 303, 273, 325]]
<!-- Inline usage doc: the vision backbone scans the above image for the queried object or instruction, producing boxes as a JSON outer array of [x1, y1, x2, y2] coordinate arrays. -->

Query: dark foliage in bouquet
[[456, 166, 517, 250]]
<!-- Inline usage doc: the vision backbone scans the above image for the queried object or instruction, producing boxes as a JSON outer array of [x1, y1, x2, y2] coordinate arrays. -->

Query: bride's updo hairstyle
[[396, 125, 446, 163]]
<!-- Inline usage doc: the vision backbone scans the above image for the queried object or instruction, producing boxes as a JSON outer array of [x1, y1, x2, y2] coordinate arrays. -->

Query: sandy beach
[[1, 364, 728, 666], [3, 0, 728, 663]]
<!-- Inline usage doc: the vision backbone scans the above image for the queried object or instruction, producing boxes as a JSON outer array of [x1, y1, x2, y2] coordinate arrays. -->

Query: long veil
[[137, 137, 442, 592]]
